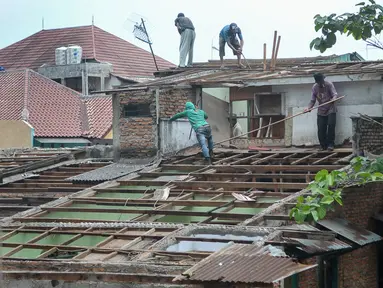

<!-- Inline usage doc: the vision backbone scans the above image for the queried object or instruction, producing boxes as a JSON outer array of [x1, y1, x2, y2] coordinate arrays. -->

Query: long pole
[[214, 96, 345, 146], [141, 18, 159, 71]]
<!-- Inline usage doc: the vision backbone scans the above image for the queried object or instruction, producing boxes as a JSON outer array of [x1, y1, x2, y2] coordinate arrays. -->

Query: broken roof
[[0, 69, 111, 138], [2, 148, 380, 286], [106, 60, 383, 91], [0, 25, 175, 78]]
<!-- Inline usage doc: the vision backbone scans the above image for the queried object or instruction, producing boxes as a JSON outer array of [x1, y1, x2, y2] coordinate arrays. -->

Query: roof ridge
[[28, 70, 84, 97]]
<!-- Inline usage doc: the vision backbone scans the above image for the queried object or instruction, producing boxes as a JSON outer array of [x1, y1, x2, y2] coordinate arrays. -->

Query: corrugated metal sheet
[[179, 244, 316, 284], [318, 218, 382, 246], [66, 163, 144, 182], [287, 238, 351, 254]]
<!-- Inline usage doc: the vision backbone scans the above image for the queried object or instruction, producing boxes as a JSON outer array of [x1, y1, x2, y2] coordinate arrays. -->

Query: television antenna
[[124, 14, 158, 71]]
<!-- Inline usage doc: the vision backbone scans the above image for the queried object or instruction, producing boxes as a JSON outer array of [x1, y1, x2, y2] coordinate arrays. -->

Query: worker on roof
[[304, 73, 338, 151], [169, 102, 214, 165], [175, 13, 196, 68], [219, 23, 245, 69]]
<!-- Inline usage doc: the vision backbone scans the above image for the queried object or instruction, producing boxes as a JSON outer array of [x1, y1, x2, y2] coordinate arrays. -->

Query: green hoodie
[[169, 102, 209, 131]]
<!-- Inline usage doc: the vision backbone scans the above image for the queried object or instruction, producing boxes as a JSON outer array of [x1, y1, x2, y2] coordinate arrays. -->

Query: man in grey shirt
[[304, 73, 338, 151], [174, 13, 195, 68]]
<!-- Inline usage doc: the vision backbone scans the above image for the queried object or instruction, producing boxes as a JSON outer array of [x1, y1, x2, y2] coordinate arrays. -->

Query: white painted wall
[[272, 80, 383, 146], [203, 88, 229, 103], [160, 119, 198, 154]]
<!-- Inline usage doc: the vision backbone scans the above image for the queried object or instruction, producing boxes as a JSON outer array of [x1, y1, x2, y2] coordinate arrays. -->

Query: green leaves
[[290, 156, 383, 225], [310, 1, 383, 53]]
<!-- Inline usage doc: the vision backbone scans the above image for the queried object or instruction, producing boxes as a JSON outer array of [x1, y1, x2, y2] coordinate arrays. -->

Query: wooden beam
[[263, 214, 291, 220], [229, 154, 261, 165], [251, 154, 279, 165], [118, 180, 307, 190], [213, 154, 241, 165], [291, 153, 317, 165], [160, 164, 345, 172], [312, 153, 338, 164], [281, 230, 336, 241]]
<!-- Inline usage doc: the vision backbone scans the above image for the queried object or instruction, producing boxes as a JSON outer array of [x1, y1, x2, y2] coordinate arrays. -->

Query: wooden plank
[[312, 153, 338, 164], [118, 180, 307, 190], [251, 154, 279, 165], [70, 198, 271, 208], [229, 153, 261, 165], [291, 153, 317, 165], [160, 164, 345, 172], [40, 207, 256, 219], [263, 214, 291, 220], [282, 153, 298, 159], [213, 154, 241, 165], [281, 230, 336, 241], [140, 172, 314, 181]]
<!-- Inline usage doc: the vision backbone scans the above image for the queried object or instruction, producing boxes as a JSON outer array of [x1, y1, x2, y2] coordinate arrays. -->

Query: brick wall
[[352, 116, 383, 154], [297, 182, 383, 288], [117, 88, 195, 158], [159, 88, 195, 118]]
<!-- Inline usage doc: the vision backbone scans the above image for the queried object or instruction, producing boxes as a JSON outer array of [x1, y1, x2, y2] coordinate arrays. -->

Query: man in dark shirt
[[219, 23, 245, 69], [304, 73, 338, 151], [174, 13, 196, 68]]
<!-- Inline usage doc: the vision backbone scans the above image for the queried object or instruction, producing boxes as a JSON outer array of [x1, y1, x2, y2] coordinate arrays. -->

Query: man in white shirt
[[230, 115, 243, 137]]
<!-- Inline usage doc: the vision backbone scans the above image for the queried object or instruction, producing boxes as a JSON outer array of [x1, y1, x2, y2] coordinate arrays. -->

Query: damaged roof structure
[[1, 148, 382, 287]]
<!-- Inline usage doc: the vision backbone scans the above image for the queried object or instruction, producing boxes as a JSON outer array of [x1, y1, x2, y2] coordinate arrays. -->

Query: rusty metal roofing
[[104, 60, 383, 91], [317, 218, 382, 246], [179, 244, 316, 284], [288, 238, 351, 254]]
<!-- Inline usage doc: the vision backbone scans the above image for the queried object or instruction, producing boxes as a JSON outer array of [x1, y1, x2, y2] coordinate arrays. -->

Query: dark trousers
[[317, 113, 336, 149]]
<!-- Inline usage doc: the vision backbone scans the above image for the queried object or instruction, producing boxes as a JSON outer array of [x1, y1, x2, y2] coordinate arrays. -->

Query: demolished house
[[1, 58, 383, 288]]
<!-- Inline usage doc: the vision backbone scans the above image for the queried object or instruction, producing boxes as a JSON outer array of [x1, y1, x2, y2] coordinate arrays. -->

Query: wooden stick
[[272, 36, 281, 69], [215, 96, 345, 146], [263, 43, 267, 71], [271, 31, 277, 70]]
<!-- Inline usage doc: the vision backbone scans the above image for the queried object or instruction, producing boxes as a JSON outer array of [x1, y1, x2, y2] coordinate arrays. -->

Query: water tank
[[66, 45, 82, 65], [55, 47, 67, 65]]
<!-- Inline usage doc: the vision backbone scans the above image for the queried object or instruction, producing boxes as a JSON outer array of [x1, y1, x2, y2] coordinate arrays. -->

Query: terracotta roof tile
[[0, 25, 175, 77], [0, 69, 112, 138], [83, 96, 112, 139]]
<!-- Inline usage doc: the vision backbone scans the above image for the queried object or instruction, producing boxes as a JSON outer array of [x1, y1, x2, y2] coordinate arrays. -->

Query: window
[[123, 103, 151, 117]]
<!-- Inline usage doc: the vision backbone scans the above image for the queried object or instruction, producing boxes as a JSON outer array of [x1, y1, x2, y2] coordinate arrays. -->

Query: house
[[108, 55, 383, 159], [0, 69, 112, 148], [0, 145, 383, 288], [0, 25, 175, 95]]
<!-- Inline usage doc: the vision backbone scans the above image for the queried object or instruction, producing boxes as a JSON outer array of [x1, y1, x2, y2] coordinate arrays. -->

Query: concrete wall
[[202, 92, 230, 143], [160, 119, 198, 154], [0, 120, 34, 148], [272, 80, 383, 146], [203, 87, 229, 103]]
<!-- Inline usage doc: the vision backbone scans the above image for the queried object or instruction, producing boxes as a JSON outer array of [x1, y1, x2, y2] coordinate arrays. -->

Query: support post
[[155, 88, 160, 156], [141, 18, 159, 71], [100, 76, 105, 91]]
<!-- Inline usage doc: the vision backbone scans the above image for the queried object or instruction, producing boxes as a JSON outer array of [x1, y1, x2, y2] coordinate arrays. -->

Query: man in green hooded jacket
[[169, 102, 214, 164]]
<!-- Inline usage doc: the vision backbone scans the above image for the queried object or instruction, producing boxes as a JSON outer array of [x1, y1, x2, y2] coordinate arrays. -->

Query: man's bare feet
[[238, 63, 246, 69], [220, 65, 225, 69]]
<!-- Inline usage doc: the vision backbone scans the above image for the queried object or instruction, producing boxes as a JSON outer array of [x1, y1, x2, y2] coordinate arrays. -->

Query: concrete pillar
[[61, 78, 66, 86], [112, 93, 121, 162], [100, 76, 105, 91], [81, 63, 89, 96]]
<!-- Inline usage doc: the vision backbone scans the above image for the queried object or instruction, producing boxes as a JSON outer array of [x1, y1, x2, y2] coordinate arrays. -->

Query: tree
[[310, 0, 383, 53]]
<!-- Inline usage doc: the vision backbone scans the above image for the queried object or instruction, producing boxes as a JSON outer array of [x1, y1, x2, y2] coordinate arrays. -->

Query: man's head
[[230, 23, 238, 30], [185, 102, 195, 110], [229, 114, 238, 127], [177, 13, 185, 18], [314, 73, 325, 85]]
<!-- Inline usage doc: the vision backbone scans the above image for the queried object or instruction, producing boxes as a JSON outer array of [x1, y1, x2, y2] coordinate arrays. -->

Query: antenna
[[129, 17, 159, 71], [92, 15, 94, 25], [42, 17, 44, 30]]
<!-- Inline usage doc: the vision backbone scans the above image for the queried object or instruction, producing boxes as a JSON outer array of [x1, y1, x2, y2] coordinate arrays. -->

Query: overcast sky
[[1, 0, 382, 64]]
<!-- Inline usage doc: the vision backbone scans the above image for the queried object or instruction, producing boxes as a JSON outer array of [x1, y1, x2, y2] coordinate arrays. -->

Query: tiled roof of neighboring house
[[83, 96, 112, 139], [0, 69, 111, 138], [0, 25, 175, 78]]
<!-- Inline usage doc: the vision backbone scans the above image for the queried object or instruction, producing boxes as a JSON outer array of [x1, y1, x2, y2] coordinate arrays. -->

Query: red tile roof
[[83, 96, 112, 139], [0, 69, 111, 138], [0, 25, 175, 78]]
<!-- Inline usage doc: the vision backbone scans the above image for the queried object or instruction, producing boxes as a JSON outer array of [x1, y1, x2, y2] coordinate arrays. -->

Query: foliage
[[290, 156, 383, 224], [310, 0, 383, 53]]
